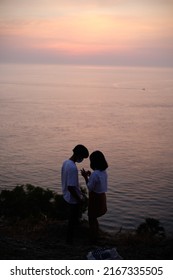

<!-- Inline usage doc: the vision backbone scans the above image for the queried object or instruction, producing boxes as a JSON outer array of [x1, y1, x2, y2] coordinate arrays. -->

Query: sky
[[0, 0, 173, 67]]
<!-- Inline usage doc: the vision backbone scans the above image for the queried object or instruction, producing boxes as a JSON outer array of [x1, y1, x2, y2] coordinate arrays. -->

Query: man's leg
[[66, 203, 80, 244]]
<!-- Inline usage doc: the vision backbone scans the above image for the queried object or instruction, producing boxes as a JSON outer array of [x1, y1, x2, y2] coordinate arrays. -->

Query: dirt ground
[[0, 219, 173, 260]]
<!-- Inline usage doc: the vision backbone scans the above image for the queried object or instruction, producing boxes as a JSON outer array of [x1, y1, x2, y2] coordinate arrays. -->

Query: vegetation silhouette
[[136, 218, 165, 238], [0, 185, 173, 260], [0, 184, 88, 220]]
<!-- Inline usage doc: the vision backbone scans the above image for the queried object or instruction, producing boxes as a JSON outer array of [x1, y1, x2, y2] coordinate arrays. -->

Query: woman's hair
[[90, 150, 108, 171]]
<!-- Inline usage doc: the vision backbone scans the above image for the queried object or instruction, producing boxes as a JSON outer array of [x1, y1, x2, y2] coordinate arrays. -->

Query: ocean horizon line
[[1, 62, 173, 70]]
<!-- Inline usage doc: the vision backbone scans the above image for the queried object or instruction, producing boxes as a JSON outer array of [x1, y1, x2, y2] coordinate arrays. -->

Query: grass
[[0, 185, 172, 259]]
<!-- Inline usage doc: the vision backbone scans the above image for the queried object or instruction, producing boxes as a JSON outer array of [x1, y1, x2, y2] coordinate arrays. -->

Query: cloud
[[0, 0, 173, 66], [1, 0, 173, 21]]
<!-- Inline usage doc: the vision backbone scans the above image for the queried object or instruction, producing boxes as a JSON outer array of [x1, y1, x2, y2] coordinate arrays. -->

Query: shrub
[[0, 184, 88, 220], [136, 218, 165, 237]]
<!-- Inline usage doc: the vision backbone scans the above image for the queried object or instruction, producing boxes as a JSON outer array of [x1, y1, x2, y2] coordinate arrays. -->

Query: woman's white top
[[87, 170, 107, 193]]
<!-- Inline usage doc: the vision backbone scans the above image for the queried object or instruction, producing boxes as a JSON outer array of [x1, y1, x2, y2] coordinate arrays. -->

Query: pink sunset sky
[[0, 0, 173, 66]]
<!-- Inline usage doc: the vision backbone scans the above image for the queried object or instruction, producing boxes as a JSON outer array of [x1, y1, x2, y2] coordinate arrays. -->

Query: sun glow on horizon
[[0, 0, 173, 66]]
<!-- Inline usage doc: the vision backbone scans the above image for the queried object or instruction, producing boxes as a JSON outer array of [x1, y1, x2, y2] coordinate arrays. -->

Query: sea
[[0, 64, 173, 234]]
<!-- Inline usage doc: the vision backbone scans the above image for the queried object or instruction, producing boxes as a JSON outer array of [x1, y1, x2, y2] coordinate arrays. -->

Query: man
[[61, 144, 89, 244]]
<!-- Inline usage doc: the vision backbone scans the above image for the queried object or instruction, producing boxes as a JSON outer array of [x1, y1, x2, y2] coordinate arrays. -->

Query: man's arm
[[68, 186, 82, 203]]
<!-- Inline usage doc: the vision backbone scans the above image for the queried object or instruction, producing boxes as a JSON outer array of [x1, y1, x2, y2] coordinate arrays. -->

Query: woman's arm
[[81, 168, 91, 184]]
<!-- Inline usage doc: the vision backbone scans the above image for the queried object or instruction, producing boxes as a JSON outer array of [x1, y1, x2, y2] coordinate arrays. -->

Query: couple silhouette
[[61, 144, 108, 244]]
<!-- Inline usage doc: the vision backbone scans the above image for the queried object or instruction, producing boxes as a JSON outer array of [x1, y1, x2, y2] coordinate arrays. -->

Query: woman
[[81, 150, 108, 242]]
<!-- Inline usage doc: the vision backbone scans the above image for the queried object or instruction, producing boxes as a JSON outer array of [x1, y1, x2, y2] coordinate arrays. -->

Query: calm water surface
[[0, 64, 173, 233]]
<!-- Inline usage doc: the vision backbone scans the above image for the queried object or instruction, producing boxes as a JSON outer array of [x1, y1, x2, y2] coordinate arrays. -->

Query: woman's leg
[[89, 216, 99, 242]]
